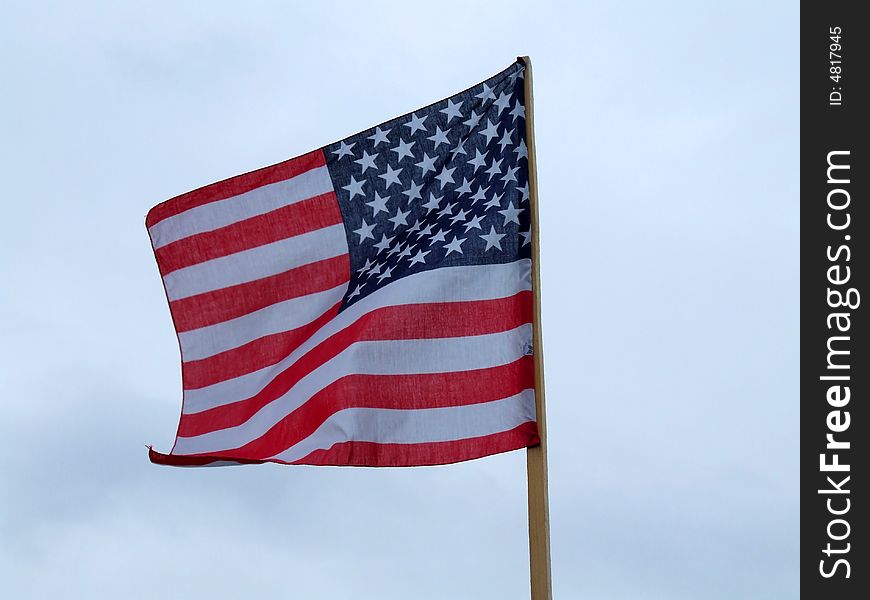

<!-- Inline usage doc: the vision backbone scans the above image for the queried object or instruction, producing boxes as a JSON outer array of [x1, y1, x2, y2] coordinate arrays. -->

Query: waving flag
[[147, 59, 538, 467]]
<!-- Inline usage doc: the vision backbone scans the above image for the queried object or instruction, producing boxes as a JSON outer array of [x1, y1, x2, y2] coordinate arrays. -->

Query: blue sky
[[0, 1, 798, 598]]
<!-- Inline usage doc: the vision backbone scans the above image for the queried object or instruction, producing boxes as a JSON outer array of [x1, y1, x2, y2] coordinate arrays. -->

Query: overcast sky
[[0, 1, 798, 598]]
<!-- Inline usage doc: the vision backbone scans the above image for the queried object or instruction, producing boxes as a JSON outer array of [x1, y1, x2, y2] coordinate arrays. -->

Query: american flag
[[147, 59, 539, 467]]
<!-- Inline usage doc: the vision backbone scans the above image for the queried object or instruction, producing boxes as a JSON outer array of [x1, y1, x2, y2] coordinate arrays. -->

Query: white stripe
[[182, 259, 532, 411], [272, 390, 536, 463], [163, 224, 348, 301], [149, 166, 334, 249], [173, 324, 532, 455], [178, 283, 349, 361]]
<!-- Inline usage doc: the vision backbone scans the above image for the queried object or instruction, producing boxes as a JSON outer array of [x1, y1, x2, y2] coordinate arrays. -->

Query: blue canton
[[325, 60, 530, 309]]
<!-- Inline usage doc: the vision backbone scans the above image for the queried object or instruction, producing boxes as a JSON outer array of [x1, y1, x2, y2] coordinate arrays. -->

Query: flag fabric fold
[[147, 58, 539, 467]]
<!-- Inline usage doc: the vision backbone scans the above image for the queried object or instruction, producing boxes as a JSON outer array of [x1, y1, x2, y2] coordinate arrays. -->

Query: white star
[[450, 208, 469, 224], [520, 229, 532, 246], [437, 203, 455, 218], [331, 140, 355, 159], [407, 218, 423, 234], [416, 222, 434, 238], [484, 191, 504, 209], [475, 83, 496, 101], [470, 185, 487, 203], [440, 98, 463, 123], [347, 283, 364, 300], [378, 164, 403, 189], [391, 138, 416, 161], [443, 235, 467, 256], [502, 165, 519, 184], [366, 192, 389, 216], [518, 182, 530, 201], [463, 110, 484, 130], [415, 152, 437, 175], [468, 149, 488, 170], [409, 248, 430, 265], [428, 126, 450, 148], [479, 225, 506, 251], [374, 234, 394, 252], [353, 219, 376, 242], [343, 176, 365, 199], [388, 207, 410, 229], [499, 201, 523, 225], [397, 244, 413, 260], [430, 228, 448, 244], [494, 91, 511, 114], [464, 214, 484, 232], [402, 181, 423, 203], [478, 119, 499, 144], [368, 127, 390, 147], [484, 158, 503, 180], [359, 258, 375, 274], [423, 193, 442, 212], [377, 265, 394, 282], [509, 66, 525, 84], [509, 100, 525, 122], [368, 262, 382, 277], [386, 240, 403, 257], [355, 150, 378, 173], [434, 166, 456, 188], [404, 113, 428, 135], [514, 139, 528, 159], [450, 141, 467, 157], [497, 129, 513, 152], [455, 177, 473, 195]]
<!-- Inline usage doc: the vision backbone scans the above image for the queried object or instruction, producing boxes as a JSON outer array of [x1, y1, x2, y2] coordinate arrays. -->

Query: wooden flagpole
[[520, 55, 552, 600]]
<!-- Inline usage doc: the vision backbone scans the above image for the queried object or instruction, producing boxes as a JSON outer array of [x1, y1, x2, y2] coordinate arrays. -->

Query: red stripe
[[293, 421, 540, 467], [149, 422, 539, 467], [148, 447, 265, 467], [146, 149, 326, 228], [155, 192, 342, 275], [169, 254, 350, 332], [182, 303, 341, 389], [180, 355, 533, 445], [179, 292, 532, 435]]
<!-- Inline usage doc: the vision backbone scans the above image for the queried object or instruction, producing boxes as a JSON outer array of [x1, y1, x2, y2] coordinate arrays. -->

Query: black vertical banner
[[802, 3, 868, 597]]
